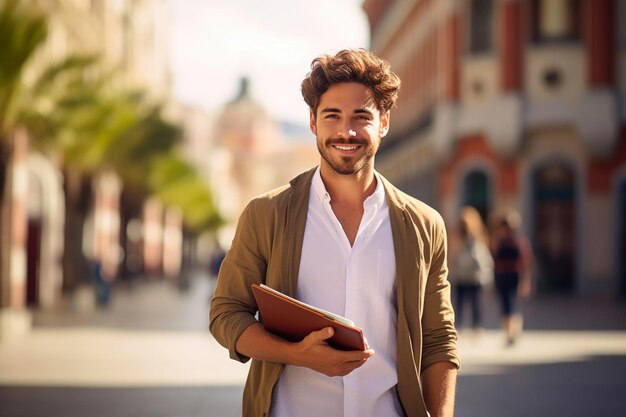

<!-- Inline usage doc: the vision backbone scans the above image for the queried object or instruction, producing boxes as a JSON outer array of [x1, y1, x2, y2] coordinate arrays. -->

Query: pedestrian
[[490, 207, 533, 346], [449, 206, 493, 334], [89, 258, 111, 308], [208, 240, 226, 279], [209, 49, 459, 417]]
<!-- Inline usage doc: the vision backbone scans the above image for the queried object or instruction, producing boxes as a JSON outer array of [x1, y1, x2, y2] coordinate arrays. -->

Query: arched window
[[618, 179, 626, 298], [462, 169, 490, 224], [618, 0, 626, 49], [468, 0, 494, 53], [532, 0, 581, 43]]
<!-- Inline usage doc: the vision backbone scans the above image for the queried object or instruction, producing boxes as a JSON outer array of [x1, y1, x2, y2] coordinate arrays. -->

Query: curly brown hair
[[301, 49, 401, 115]]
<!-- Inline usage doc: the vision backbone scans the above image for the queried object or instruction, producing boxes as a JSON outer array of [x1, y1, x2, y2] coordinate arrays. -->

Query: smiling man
[[210, 49, 460, 417]]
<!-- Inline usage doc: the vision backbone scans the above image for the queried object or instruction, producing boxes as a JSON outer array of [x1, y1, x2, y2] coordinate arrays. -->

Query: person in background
[[449, 206, 493, 335], [210, 49, 459, 417], [490, 208, 534, 346], [209, 240, 226, 279]]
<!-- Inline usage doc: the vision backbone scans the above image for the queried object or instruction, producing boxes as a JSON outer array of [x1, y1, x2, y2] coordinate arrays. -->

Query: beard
[[317, 137, 377, 176]]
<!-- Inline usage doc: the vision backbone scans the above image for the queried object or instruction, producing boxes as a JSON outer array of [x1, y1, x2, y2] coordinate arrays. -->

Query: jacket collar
[[288, 166, 317, 197]]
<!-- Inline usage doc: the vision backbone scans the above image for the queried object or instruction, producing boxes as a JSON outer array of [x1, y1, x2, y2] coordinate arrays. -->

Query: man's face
[[310, 82, 390, 176]]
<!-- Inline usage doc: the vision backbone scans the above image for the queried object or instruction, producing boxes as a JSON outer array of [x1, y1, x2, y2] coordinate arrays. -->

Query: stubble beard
[[317, 137, 376, 176]]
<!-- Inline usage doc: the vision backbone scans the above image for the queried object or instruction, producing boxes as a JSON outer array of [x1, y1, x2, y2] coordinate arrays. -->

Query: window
[[469, 0, 494, 53], [618, 0, 626, 48], [462, 170, 490, 224], [533, 0, 581, 43]]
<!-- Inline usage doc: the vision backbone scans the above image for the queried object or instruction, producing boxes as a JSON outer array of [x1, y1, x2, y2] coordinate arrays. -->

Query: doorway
[[462, 169, 491, 225], [26, 219, 42, 306], [532, 163, 577, 293], [619, 180, 626, 298]]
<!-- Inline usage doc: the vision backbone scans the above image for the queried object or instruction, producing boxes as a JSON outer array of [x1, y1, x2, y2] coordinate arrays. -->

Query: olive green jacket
[[209, 167, 460, 417]]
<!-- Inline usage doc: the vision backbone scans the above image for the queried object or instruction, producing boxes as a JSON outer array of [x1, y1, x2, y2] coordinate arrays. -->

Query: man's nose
[[337, 122, 357, 138]]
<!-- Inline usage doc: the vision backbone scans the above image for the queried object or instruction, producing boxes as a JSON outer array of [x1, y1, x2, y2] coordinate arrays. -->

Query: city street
[[1, 272, 625, 417]]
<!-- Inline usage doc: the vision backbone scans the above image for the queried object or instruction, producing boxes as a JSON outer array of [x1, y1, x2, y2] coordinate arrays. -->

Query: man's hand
[[290, 327, 375, 377], [235, 323, 374, 377]]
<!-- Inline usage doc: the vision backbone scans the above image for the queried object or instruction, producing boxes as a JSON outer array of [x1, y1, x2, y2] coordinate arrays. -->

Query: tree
[[1, 0, 222, 294], [148, 153, 223, 232], [0, 0, 48, 305]]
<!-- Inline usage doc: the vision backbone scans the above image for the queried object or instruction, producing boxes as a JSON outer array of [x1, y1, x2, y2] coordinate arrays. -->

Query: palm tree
[[35, 84, 222, 283], [0, 0, 111, 291], [0, 0, 48, 305], [96, 100, 223, 277], [148, 153, 222, 232], [1, 0, 222, 296]]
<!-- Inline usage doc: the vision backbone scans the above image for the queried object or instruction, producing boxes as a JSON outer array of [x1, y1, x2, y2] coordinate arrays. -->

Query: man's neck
[[319, 163, 377, 207]]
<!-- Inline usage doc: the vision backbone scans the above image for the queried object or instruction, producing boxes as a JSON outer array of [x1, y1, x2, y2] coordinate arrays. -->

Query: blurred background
[[0, 0, 625, 416]]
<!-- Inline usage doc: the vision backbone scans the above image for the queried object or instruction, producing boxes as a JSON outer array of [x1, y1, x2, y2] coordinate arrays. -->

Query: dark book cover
[[251, 284, 366, 351]]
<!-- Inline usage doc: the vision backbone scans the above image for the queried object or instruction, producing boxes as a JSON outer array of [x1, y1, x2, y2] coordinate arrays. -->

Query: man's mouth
[[328, 139, 366, 152], [333, 144, 360, 151]]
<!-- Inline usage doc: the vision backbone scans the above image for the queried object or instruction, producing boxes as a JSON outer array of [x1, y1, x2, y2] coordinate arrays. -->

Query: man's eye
[[325, 114, 339, 119]]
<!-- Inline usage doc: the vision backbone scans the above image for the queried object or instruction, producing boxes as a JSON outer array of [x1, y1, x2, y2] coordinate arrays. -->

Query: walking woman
[[491, 208, 534, 346], [449, 206, 493, 334]]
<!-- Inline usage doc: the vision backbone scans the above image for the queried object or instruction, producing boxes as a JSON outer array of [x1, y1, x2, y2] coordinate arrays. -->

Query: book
[[251, 283, 366, 351]]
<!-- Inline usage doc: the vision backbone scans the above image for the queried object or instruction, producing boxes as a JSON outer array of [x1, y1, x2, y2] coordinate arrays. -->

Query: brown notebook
[[251, 284, 366, 351]]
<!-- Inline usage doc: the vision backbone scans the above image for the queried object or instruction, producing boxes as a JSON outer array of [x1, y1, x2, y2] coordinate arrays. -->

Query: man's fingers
[[344, 348, 375, 362], [306, 327, 334, 343]]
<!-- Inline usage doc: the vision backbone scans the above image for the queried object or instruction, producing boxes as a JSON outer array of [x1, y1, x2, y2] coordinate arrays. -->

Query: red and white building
[[363, 0, 626, 295]]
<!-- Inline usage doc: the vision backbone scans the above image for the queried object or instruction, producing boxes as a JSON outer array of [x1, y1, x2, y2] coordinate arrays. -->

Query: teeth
[[334, 145, 358, 151]]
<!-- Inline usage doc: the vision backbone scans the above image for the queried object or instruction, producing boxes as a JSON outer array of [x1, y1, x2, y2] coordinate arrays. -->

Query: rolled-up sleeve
[[420, 213, 461, 371], [209, 202, 267, 363]]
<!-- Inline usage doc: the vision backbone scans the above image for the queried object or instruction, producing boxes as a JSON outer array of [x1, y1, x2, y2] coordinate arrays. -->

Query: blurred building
[[30, 0, 171, 99], [213, 77, 318, 242], [2, 0, 174, 341], [363, 0, 625, 296], [166, 102, 221, 271]]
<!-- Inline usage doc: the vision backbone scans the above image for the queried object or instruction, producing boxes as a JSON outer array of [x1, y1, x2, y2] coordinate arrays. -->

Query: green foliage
[[0, 0, 222, 233], [0, 0, 47, 134], [107, 104, 182, 189], [149, 154, 223, 231]]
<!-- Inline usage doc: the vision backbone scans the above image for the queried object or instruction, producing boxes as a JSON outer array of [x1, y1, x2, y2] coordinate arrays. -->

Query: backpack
[[453, 239, 494, 285]]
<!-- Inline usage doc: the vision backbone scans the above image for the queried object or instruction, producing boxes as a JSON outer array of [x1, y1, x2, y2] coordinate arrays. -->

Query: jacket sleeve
[[420, 213, 461, 371], [209, 201, 267, 363]]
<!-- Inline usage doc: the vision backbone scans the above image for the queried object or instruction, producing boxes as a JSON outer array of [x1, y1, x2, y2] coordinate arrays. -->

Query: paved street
[[1, 272, 625, 417]]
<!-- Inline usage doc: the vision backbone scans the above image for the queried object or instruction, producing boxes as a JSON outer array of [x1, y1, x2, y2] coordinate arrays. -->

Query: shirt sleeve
[[209, 201, 268, 363]]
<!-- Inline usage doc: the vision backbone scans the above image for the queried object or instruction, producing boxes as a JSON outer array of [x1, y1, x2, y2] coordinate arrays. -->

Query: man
[[210, 49, 459, 417]]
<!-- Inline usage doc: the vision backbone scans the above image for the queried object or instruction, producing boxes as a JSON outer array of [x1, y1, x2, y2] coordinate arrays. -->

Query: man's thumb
[[314, 327, 334, 340]]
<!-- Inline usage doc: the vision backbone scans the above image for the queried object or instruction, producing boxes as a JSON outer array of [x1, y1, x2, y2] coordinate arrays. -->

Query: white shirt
[[271, 167, 403, 417]]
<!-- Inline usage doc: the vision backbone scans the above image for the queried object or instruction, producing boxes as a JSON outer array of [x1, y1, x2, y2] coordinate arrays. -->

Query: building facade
[[1, 0, 174, 341], [363, 0, 626, 295], [213, 78, 318, 232]]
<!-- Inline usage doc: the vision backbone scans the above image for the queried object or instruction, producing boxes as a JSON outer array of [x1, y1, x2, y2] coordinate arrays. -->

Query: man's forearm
[[421, 361, 458, 417], [235, 322, 298, 364], [235, 324, 375, 377]]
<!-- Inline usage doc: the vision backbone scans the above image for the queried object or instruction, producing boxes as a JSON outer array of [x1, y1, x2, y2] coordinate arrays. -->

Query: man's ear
[[379, 111, 390, 138], [309, 109, 317, 136]]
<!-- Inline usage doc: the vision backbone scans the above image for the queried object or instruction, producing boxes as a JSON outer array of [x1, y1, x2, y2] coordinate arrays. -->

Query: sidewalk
[[1, 272, 249, 387], [0, 273, 625, 417]]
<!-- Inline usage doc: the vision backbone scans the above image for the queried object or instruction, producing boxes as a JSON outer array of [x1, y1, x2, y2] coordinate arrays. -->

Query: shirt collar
[[366, 171, 386, 209], [311, 166, 330, 203], [311, 165, 386, 208]]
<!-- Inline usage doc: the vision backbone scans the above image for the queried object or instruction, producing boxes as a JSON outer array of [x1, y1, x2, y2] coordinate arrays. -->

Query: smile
[[333, 145, 359, 151]]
